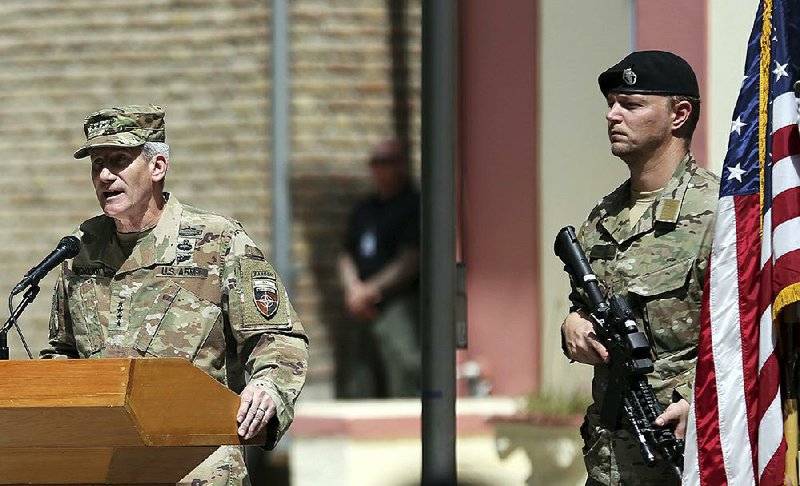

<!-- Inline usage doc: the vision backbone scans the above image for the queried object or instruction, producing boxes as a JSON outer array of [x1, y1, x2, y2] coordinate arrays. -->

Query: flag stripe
[[770, 91, 797, 135], [771, 187, 800, 229], [685, 1, 798, 482], [692, 237, 724, 486], [771, 125, 800, 165], [698, 195, 754, 484]]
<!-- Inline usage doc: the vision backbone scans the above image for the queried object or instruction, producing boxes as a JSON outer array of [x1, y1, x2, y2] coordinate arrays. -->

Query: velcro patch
[[656, 198, 682, 224], [589, 244, 615, 260], [157, 266, 209, 278], [252, 270, 279, 319], [72, 266, 115, 278]]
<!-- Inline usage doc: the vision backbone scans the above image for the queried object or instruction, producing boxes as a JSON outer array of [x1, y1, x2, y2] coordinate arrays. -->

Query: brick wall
[[0, 0, 421, 398]]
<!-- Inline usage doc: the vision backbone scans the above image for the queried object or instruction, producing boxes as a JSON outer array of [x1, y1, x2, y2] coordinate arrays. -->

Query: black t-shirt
[[344, 185, 420, 281]]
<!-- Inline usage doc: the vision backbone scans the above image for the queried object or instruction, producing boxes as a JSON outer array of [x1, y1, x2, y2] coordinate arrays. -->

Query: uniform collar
[[81, 193, 181, 274], [117, 193, 181, 273], [600, 153, 696, 245]]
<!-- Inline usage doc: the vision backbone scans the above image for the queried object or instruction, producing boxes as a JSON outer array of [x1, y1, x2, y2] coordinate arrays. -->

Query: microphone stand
[[1, 283, 40, 360]]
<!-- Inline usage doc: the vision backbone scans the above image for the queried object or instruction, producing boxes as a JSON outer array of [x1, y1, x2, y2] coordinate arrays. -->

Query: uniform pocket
[[627, 258, 699, 380], [133, 280, 222, 361], [68, 277, 107, 357]]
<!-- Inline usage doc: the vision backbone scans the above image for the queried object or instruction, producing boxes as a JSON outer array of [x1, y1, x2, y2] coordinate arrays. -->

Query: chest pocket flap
[[627, 257, 694, 298], [133, 281, 221, 361]]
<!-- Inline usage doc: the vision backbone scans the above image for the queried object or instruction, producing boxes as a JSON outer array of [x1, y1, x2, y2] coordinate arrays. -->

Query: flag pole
[[782, 305, 799, 485]]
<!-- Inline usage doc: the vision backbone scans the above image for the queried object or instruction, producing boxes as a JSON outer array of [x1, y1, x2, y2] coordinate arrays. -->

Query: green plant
[[523, 390, 592, 418]]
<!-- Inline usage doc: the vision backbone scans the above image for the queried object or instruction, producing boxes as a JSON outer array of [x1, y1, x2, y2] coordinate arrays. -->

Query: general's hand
[[561, 310, 609, 365], [654, 398, 690, 440], [237, 383, 277, 440]]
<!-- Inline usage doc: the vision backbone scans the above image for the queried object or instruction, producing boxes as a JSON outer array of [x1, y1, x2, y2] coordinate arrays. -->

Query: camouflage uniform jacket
[[41, 195, 309, 452], [569, 154, 718, 482]]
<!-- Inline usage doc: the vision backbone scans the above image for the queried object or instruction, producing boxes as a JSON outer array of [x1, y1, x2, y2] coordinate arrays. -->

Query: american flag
[[683, 0, 800, 484]]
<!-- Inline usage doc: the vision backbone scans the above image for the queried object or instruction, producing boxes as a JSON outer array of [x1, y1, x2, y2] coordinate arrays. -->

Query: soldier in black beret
[[559, 51, 719, 485]]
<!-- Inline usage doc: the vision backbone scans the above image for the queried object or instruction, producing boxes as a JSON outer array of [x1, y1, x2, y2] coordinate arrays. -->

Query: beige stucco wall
[[537, 0, 632, 395], [708, 0, 760, 176]]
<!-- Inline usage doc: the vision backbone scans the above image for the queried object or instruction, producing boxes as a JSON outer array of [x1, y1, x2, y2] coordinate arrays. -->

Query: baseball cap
[[73, 104, 165, 159]]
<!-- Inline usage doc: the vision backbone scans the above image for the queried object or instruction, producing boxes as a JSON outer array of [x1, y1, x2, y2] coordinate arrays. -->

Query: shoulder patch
[[253, 270, 280, 319], [244, 245, 265, 261]]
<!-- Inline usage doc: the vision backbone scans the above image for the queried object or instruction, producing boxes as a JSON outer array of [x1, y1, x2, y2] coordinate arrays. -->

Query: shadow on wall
[[292, 171, 371, 398]]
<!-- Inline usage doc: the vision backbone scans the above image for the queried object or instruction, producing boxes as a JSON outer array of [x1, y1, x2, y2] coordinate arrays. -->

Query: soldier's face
[[605, 93, 674, 162], [90, 147, 157, 224]]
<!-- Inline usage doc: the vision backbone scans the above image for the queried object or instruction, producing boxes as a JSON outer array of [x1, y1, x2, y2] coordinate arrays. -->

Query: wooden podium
[[0, 358, 260, 485]]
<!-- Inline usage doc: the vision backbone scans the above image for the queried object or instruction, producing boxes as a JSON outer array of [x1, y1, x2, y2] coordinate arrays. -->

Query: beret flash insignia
[[623, 67, 637, 86]]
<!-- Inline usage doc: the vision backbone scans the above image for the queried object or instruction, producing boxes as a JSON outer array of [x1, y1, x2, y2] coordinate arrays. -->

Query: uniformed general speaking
[[39, 105, 309, 486]]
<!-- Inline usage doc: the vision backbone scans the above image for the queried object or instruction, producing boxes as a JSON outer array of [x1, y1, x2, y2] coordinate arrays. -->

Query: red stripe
[[770, 186, 800, 229], [774, 250, 800, 296], [771, 123, 800, 164], [736, 195, 765, 475], [756, 352, 780, 422], [760, 434, 787, 486], [694, 250, 725, 486]]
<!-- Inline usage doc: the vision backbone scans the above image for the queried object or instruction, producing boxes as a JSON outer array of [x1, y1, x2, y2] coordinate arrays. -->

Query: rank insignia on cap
[[623, 68, 637, 86], [253, 271, 279, 319]]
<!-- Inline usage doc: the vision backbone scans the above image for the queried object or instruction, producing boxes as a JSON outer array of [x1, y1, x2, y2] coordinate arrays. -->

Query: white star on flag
[[727, 163, 746, 182], [730, 116, 746, 134], [773, 60, 789, 80]]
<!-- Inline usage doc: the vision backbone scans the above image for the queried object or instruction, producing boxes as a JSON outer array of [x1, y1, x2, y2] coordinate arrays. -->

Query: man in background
[[338, 138, 420, 398]]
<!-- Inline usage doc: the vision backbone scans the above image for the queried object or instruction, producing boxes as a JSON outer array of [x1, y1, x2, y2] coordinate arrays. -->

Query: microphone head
[[59, 236, 82, 258]]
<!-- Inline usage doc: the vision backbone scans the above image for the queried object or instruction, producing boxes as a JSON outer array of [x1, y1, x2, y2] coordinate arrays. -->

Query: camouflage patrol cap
[[599, 50, 699, 98], [73, 104, 166, 159]]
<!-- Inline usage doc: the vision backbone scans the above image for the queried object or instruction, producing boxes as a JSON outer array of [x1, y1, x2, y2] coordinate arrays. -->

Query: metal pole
[[247, 2, 291, 483], [421, 1, 457, 484], [271, 0, 292, 293]]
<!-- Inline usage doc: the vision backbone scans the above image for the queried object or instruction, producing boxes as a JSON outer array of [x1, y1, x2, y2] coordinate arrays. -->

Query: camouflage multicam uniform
[[41, 194, 309, 486], [568, 154, 718, 485]]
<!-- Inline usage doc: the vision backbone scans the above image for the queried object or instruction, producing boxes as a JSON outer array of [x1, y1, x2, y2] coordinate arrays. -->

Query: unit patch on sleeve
[[252, 270, 280, 319]]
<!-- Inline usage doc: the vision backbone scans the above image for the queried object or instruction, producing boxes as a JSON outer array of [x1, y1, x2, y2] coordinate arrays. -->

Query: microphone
[[11, 236, 81, 295]]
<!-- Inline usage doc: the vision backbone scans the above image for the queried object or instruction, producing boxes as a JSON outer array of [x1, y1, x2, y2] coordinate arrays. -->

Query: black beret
[[598, 50, 699, 98]]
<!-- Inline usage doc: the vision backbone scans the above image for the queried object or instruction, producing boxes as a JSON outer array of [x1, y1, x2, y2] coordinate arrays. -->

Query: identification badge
[[359, 229, 377, 258]]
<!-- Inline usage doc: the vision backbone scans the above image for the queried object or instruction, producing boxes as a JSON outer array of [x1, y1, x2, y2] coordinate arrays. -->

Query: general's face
[[605, 93, 674, 161], [90, 146, 156, 223]]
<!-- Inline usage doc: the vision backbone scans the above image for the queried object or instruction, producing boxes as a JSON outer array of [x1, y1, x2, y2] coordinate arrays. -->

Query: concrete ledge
[[289, 397, 529, 486], [292, 397, 520, 439]]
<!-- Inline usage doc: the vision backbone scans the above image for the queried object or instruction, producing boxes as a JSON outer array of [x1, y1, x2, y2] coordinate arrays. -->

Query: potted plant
[[491, 390, 590, 486]]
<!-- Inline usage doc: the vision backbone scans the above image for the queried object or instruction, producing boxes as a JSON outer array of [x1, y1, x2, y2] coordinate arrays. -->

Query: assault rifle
[[554, 225, 684, 477]]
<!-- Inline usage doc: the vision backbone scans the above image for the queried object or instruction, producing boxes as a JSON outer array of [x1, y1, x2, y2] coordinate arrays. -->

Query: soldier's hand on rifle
[[654, 398, 690, 439], [561, 310, 610, 365]]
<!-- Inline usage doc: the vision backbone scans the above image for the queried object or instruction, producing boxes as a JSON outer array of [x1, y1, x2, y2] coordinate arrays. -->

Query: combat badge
[[253, 270, 279, 319], [176, 225, 204, 265]]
